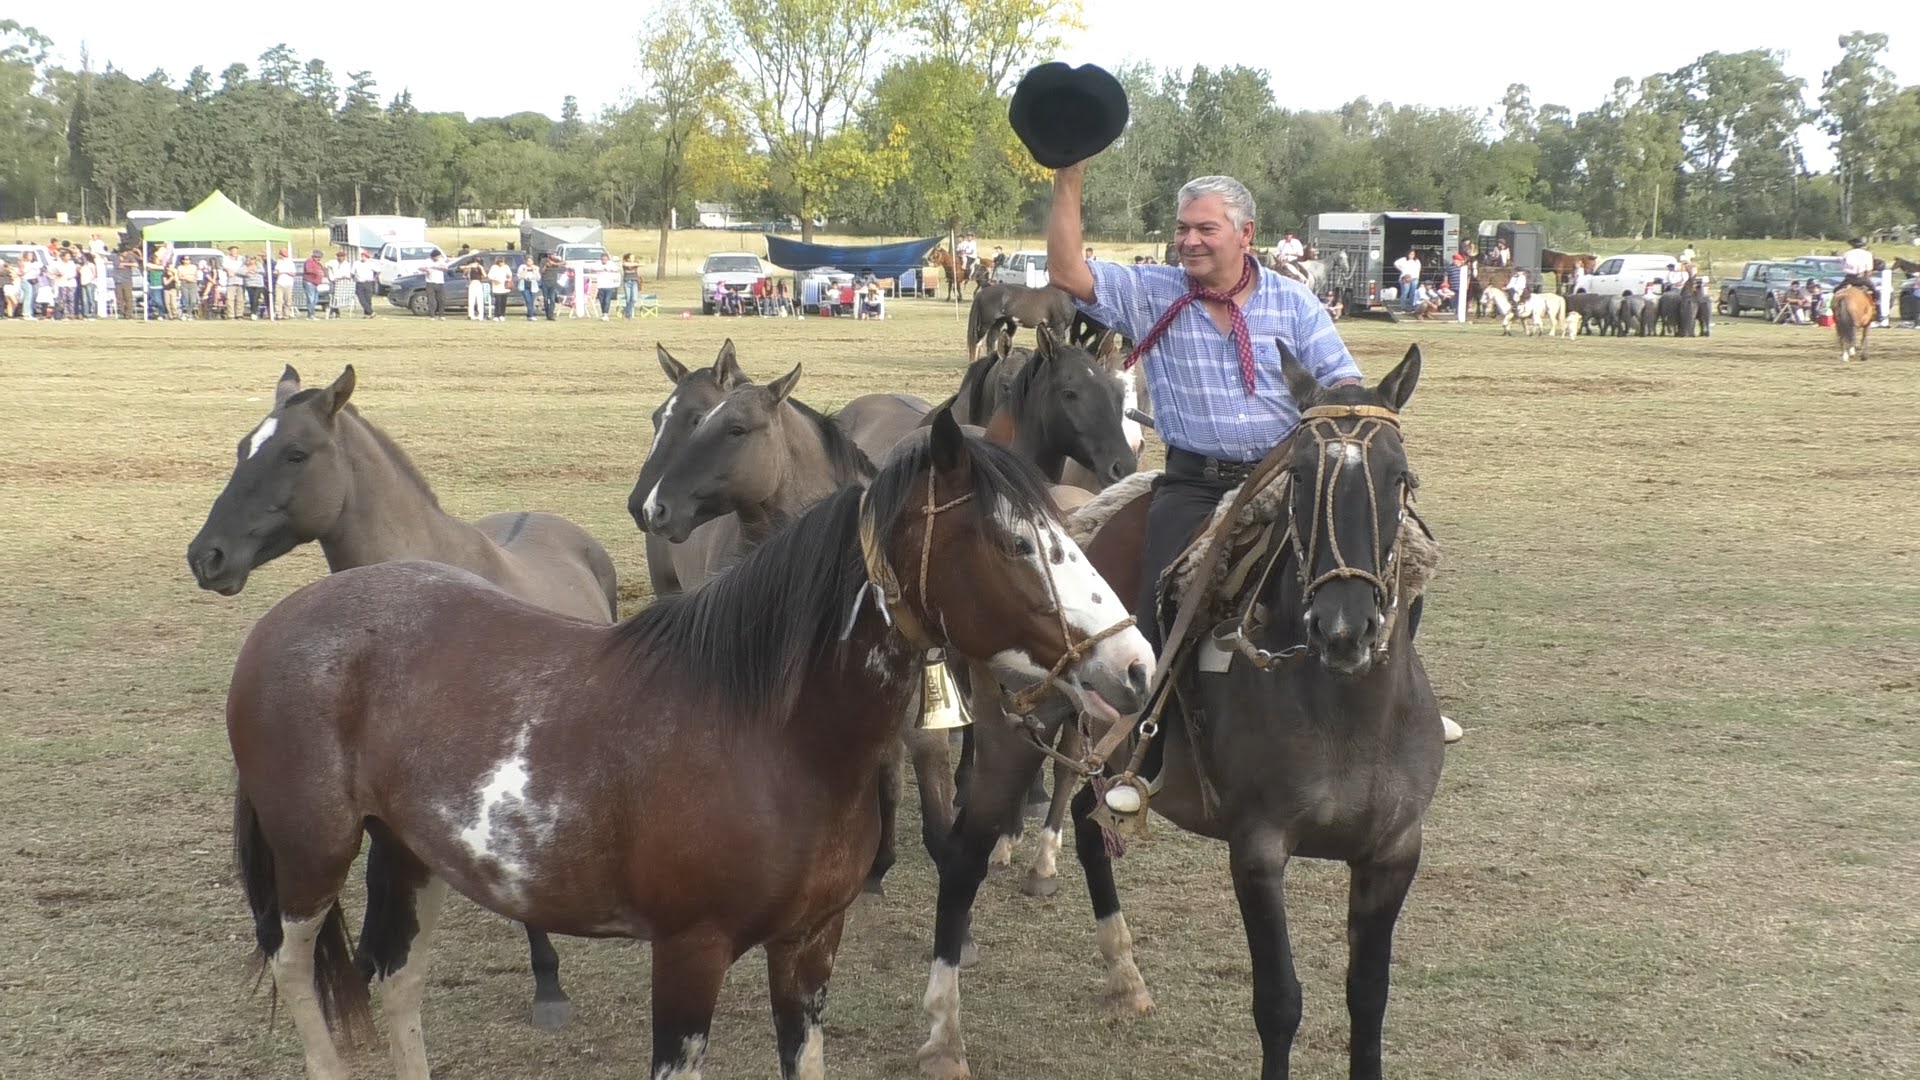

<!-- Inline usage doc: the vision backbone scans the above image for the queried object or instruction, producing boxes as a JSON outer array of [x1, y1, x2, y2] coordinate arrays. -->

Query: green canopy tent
[[140, 191, 294, 321]]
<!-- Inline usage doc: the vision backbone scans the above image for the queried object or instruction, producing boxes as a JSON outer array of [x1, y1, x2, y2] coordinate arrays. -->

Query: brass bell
[[917, 660, 973, 730]]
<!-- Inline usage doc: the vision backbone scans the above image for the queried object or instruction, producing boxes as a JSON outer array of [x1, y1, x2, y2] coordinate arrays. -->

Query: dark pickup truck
[[1719, 261, 1806, 318]]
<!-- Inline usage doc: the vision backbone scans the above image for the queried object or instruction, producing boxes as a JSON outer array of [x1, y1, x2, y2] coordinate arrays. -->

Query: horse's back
[[837, 392, 932, 465], [474, 510, 620, 622]]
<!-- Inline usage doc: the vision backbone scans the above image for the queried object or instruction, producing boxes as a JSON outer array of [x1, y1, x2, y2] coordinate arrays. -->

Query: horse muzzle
[[1064, 627, 1155, 722], [186, 541, 251, 596], [1307, 608, 1379, 677]]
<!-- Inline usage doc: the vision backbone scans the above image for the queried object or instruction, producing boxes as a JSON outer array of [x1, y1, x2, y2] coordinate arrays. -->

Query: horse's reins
[[1285, 404, 1412, 661], [857, 469, 1138, 698]]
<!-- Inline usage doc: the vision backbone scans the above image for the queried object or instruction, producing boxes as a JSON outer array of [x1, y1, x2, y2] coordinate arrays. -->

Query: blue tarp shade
[[762, 234, 945, 279]]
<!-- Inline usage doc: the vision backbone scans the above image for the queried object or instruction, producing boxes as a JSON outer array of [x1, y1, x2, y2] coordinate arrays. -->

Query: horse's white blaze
[[641, 480, 666, 525], [246, 417, 278, 459], [693, 397, 729, 430], [1327, 442, 1362, 468], [649, 392, 677, 451]]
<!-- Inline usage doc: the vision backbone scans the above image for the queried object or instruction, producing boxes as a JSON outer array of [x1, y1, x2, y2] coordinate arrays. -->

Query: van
[[1580, 253, 1679, 296]]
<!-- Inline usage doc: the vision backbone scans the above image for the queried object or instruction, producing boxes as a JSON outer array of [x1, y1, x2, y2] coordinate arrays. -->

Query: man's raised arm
[[1046, 162, 1095, 303]]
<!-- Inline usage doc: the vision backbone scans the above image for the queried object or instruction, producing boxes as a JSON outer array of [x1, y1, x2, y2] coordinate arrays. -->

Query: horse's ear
[[656, 344, 689, 385], [274, 364, 302, 405], [713, 339, 746, 388], [1092, 328, 1121, 362], [1277, 341, 1322, 406], [1375, 345, 1421, 412], [323, 365, 356, 419], [930, 406, 967, 474], [990, 317, 1016, 359], [766, 363, 802, 405], [1033, 323, 1058, 362]]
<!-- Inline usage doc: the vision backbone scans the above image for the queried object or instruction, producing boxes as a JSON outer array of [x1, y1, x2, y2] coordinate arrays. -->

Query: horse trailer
[[1306, 212, 1460, 312], [1475, 220, 1546, 275]]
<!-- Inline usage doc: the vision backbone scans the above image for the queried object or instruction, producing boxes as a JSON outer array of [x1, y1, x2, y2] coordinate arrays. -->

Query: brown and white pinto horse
[[225, 410, 1153, 1080]]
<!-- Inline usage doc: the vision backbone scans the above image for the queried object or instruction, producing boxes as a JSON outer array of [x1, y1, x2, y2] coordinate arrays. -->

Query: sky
[[19, 6, 1916, 173]]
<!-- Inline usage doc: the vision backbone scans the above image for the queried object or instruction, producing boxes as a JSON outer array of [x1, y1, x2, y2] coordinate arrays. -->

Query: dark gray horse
[[628, 341, 750, 596], [919, 345, 1446, 1080], [966, 283, 1075, 360]]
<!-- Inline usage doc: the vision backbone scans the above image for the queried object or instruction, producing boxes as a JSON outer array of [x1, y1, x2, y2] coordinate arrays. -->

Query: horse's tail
[[233, 790, 372, 1043]]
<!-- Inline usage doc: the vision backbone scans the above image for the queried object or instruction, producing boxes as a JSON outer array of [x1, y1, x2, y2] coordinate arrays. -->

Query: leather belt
[[1166, 446, 1259, 485]]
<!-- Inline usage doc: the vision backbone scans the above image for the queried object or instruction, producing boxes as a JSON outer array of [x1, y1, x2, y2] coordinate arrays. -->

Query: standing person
[[147, 244, 172, 319], [1394, 248, 1421, 311], [487, 257, 512, 321], [301, 249, 325, 318], [273, 248, 297, 319], [224, 247, 248, 320], [353, 251, 378, 317], [463, 256, 488, 320], [327, 250, 354, 319], [621, 252, 642, 318], [245, 256, 268, 318], [173, 256, 200, 320], [77, 252, 98, 319], [595, 255, 618, 319], [16, 251, 37, 319], [571, 259, 593, 318], [424, 252, 448, 319], [516, 256, 539, 321], [539, 253, 563, 320]]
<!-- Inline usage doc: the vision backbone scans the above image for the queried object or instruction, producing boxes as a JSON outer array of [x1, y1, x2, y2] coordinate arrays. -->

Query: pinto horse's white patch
[[652, 1034, 708, 1080], [459, 756, 531, 864], [246, 417, 279, 459]]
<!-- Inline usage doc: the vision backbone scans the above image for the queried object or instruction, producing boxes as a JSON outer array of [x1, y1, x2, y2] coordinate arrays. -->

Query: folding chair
[[636, 292, 659, 318]]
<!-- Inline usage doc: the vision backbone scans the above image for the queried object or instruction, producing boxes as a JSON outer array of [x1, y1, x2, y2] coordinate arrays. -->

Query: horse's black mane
[[605, 428, 1057, 729], [283, 391, 442, 508]]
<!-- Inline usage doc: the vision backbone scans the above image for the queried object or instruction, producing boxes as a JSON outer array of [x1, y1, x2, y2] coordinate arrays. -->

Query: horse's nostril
[[201, 547, 225, 574], [1127, 661, 1150, 695]]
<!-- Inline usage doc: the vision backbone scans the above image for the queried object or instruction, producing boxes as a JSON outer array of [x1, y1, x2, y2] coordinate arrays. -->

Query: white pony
[[1518, 292, 1567, 337], [1481, 285, 1519, 335]]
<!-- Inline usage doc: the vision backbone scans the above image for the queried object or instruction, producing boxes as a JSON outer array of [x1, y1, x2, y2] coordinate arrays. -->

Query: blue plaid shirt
[[1078, 261, 1361, 462]]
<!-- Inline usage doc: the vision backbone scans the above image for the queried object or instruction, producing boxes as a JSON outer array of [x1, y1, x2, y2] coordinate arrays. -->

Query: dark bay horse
[[627, 358, 964, 895], [966, 283, 1075, 360], [186, 363, 618, 1030], [629, 341, 751, 597], [919, 346, 1445, 1080], [951, 322, 1138, 489], [227, 410, 1154, 1080]]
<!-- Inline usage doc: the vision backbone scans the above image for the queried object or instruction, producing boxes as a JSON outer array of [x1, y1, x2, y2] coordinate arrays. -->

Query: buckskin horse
[[1833, 283, 1874, 363], [226, 410, 1154, 1080], [186, 363, 618, 1031], [918, 346, 1446, 1080], [965, 283, 1076, 360]]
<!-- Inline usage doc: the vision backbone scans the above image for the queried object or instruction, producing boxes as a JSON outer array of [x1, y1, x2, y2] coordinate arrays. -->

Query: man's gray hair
[[1177, 176, 1256, 231]]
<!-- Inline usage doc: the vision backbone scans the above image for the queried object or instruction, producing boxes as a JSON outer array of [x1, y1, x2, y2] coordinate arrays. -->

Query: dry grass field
[[2, 294, 1917, 1080]]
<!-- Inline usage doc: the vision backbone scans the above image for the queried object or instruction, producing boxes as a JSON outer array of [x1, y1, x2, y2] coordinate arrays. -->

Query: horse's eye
[[285, 448, 309, 464], [1010, 535, 1036, 557], [728, 425, 748, 438], [1061, 390, 1079, 401]]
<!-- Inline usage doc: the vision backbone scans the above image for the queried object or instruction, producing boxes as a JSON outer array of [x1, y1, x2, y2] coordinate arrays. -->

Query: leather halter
[[1283, 403, 1410, 659], [856, 466, 1136, 705]]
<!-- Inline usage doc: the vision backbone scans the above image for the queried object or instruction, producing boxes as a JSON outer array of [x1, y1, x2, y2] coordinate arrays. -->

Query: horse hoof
[[863, 877, 888, 897], [531, 998, 574, 1031], [988, 836, 1015, 867], [1021, 872, 1059, 898], [1108, 989, 1157, 1019]]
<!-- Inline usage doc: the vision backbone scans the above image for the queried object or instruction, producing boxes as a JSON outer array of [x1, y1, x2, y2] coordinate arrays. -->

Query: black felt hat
[[1008, 62, 1129, 169]]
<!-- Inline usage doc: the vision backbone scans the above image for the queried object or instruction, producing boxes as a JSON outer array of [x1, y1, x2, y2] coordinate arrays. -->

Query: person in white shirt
[[487, 258, 513, 321], [1678, 243, 1697, 265], [273, 249, 298, 319], [955, 233, 977, 276], [1393, 249, 1422, 311], [327, 252, 353, 319], [352, 251, 378, 317], [1276, 231, 1305, 262], [1839, 238, 1880, 323], [423, 254, 447, 319], [1489, 239, 1511, 267], [1508, 268, 1529, 305]]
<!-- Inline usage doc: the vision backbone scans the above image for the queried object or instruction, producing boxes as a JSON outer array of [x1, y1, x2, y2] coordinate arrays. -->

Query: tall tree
[[719, 0, 908, 240], [1820, 32, 1896, 232], [908, 0, 1081, 91], [1664, 50, 1808, 236], [636, 1, 737, 276], [337, 72, 383, 215]]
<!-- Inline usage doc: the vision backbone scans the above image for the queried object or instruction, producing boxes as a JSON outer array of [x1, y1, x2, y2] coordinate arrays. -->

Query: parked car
[[992, 250, 1049, 287], [699, 252, 768, 315], [1577, 253, 1680, 297], [1719, 261, 1806, 318], [1784, 256, 1849, 290], [386, 251, 527, 315]]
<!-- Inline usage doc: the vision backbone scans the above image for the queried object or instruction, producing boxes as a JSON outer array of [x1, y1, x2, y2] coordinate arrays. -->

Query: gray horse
[[918, 345, 1446, 1080], [186, 363, 619, 1031], [629, 341, 751, 596]]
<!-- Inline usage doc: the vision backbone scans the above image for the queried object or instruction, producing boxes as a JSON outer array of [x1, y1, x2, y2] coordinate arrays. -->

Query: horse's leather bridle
[[1284, 404, 1412, 660], [857, 467, 1136, 701]]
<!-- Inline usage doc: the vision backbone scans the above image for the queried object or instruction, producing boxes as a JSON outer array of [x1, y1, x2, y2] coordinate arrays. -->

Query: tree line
[[3, 9, 1917, 251]]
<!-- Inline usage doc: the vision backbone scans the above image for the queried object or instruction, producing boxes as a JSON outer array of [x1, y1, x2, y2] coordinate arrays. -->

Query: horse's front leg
[[865, 731, 905, 895], [1069, 783, 1154, 1017], [1021, 725, 1081, 898], [768, 913, 848, 1080], [1346, 843, 1421, 1080], [1230, 829, 1302, 1080], [650, 928, 736, 1079]]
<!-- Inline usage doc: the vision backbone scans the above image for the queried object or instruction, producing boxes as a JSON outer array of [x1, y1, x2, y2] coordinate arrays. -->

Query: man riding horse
[[1841, 238, 1880, 324], [1044, 166, 1465, 745], [956, 231, 979, 278]]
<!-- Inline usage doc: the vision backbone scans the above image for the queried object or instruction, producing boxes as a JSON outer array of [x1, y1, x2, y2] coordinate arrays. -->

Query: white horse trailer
[[1307, 212, 1460, 312]]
